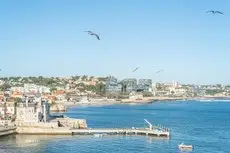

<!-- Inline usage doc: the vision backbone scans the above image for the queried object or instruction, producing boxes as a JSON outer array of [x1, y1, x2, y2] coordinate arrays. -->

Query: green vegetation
[[0, 76, 68, 88], [14, 97, 22, 103], [205, 89, 222, 95], [50, 87, 57, 92], [143, 92, 153, 97], [0, 83, 11, 91]]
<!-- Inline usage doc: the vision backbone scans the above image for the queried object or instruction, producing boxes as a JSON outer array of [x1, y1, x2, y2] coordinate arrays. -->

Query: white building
[[15, 98, 50, 126], [11, 87, 25, 93], [38, 86, 50, 94], [23, 84, 50, 94], [0, 101, 16, 118], [0, 80, 4, 86]]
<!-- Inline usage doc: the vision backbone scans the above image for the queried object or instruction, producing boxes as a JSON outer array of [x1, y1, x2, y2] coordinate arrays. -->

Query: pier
[[72, 119, 169, 137], [0, 126, 16, 137], [16, 127, 169, 137], [72, 128, 169, 137], [11, 119, 170, 138]]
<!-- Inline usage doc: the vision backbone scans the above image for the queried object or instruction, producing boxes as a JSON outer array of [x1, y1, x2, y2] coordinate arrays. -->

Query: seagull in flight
[[206, 10, 224, 15], [156, 69, 163, 74], [132, 67, 139, 72], [85, 31, 100, 40]]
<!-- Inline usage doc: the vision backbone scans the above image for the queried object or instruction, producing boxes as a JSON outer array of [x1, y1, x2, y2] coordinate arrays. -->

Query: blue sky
[[0, 0, 230, 84]]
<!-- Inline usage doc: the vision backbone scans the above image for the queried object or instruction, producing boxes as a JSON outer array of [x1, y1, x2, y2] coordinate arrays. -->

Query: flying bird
[[84, 31, 100, 40], [206, 10, 224, 15], [156, 69, 163, 74], [132, 67, 139, 72]]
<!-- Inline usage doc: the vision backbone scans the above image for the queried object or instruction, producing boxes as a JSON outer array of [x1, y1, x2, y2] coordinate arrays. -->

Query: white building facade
[[15, 98, 50, 126]]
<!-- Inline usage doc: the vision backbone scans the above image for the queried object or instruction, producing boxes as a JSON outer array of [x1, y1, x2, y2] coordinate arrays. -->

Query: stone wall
[[16, 127, 72, 135], [52, 118, 87, 129], [0, 120, 15, 126], [0, 127, 16, 136], [16, 122, 58, 128]]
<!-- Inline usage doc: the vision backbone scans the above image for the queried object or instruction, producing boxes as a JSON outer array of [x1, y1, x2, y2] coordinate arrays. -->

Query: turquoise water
[[0, 101, 230, 153]]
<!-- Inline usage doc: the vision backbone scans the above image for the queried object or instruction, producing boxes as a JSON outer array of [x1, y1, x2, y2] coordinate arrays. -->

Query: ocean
[[0, 101, 230, 153]]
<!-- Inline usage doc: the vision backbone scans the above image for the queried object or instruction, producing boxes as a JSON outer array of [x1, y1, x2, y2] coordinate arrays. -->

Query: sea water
[[0, 101, 229, 153]]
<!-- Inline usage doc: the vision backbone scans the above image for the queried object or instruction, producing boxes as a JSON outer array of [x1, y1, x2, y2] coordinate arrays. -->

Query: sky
[[0, 0, 230, 84]]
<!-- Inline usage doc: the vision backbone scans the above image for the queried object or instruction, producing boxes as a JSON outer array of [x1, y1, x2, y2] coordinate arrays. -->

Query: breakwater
[[72, 128, 169, 137], [16, 127, 169, 137], [0, 127, 16, 137]]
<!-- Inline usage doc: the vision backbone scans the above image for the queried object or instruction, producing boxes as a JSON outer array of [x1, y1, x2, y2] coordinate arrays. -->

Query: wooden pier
[[0, 126, 16, 137]]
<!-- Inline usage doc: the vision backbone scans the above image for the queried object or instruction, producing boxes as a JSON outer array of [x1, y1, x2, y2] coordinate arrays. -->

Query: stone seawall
[[16, 127, 72, 135], [54, 118, 87, 129], [17, 122, 59, 128], [15, 127, 170, 137], [0, 127, 16, 137]]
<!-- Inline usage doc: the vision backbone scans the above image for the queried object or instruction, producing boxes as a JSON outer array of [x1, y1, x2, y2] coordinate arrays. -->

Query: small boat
[[178, 143, 193, 150]]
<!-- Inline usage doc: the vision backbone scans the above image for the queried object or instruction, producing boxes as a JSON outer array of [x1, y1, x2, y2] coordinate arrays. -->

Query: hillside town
[[0, 75, 230, 127]]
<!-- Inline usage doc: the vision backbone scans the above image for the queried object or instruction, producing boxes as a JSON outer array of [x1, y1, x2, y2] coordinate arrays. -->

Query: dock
[[72, 128, 169, 137], [71, 120, 169, 137], [14, 119, 170, 138], [0, 126, 16, 137], [16, 127, 169, 137]]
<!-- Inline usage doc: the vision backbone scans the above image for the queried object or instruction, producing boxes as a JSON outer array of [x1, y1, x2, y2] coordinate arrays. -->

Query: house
[[11, 92, 24, 98], [0, 100, 16, 121], [53, 90, 66, 101], [47, 95, 56, 104], [88, 81, 97, 86], [0, 94, 4, 102]]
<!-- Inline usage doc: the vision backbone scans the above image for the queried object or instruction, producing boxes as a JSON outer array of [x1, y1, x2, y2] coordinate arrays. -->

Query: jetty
[[75, 119, 170, 137], [16, 119, 170, 138], [16, 127, 169, 137], [72, 128, 169, 137], [0, 126, 16, 137]]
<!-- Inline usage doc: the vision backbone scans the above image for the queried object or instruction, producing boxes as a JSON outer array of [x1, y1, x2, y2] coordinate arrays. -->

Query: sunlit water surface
[[0, 101, 230, 153]]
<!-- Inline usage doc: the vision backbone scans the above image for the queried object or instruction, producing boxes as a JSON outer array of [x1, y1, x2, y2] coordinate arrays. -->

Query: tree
[[50, 87, 57, 93], [72, 75, 81, 80], [143, 92, 153, 97], [155, 83, 163, 91], [82, 75, 88, 80], [44, 78, 56, 86], [205, 89, 219, 95], [97, 77, 108, 82], [90, 76, 94, 81], [0, 83, 11, 91], [14, 97, 22, 103]]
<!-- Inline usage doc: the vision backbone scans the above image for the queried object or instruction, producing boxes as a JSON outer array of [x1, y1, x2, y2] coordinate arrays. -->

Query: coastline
[[54, 97, 186, 108], [59, 96, 230, 107]]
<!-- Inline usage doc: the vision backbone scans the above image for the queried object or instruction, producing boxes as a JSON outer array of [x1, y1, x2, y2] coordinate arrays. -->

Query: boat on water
[[178, 143, 193, 150]]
